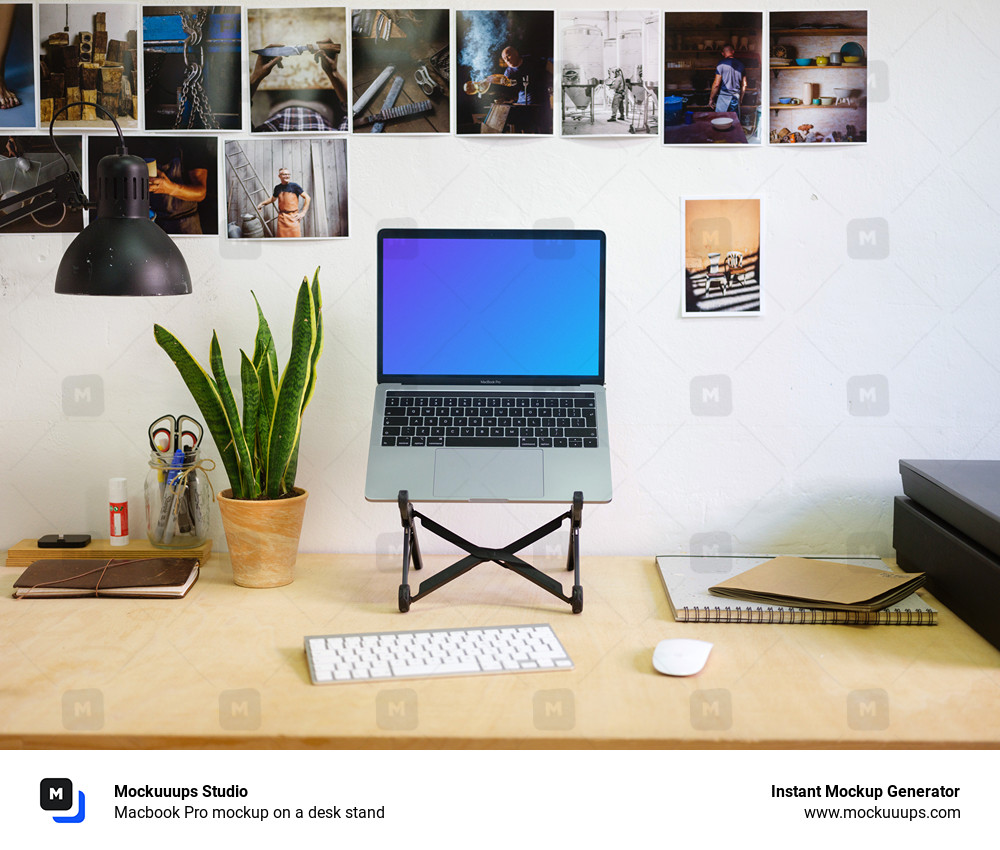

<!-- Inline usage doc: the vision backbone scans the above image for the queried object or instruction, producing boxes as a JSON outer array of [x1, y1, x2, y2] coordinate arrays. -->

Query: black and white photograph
[[559, 11, 658, 137]]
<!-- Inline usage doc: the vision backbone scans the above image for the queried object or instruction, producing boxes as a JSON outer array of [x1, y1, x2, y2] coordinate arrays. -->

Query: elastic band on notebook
[[14, 558, 146, 599]]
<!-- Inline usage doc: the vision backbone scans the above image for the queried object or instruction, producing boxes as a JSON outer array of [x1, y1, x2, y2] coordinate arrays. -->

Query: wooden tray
[[5, 538, 213, 569]]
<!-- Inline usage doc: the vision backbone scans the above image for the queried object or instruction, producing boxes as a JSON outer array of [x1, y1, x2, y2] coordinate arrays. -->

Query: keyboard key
[[446, 437, 519, 448]]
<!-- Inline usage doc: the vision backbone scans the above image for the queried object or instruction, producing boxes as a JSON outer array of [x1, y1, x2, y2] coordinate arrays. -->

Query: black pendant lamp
[[48, 103, 192, 295]]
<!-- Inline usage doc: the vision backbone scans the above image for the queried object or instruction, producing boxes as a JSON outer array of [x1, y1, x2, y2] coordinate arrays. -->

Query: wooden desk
[[2, 554, 999, 749]]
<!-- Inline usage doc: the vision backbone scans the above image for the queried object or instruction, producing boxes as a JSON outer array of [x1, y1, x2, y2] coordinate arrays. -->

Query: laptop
[[364, 227, 612, 503]]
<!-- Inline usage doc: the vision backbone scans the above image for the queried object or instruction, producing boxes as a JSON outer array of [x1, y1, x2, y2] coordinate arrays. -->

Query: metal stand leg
[[396, 490, 584, 613]]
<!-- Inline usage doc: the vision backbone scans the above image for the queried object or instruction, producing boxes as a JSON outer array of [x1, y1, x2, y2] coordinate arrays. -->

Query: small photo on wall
[[0, 134, 83, 232], [39, 2, 140, 128], [769, 10, 868, 144], [559, 11, 659, 137], [0, 3, 37, 128], [662, 11, 763, 145], [142, 5, 242, 130], [88, 134, 217, 235], [456, 9, 554, 135], [351, 9, 450, 134], [682, 197, 762, 316], [247, 6, 348, 133], [224, 138, 348, 239]]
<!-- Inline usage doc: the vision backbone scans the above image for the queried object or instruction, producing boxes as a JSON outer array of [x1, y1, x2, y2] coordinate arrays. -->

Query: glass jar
[[145, 450, 211, 549]]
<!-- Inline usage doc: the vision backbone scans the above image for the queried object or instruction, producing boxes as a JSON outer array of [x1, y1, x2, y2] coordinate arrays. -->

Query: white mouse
[[652, 638, 713, 676]]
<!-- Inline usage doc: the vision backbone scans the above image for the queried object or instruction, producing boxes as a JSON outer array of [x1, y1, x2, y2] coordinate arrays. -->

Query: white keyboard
[[305, 623, 573, 684]]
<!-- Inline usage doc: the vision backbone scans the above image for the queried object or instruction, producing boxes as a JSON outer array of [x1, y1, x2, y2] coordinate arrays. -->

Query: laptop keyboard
[[381, 391, 598, 449]]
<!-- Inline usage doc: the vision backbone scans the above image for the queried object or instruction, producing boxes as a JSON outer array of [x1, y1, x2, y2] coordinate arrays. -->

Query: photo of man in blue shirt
[[710, 45, 745, 114]]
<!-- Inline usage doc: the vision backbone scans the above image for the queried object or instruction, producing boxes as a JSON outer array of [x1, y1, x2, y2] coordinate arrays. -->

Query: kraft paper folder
[[709, 556, 927, 612], [656, 556, 936, 625]]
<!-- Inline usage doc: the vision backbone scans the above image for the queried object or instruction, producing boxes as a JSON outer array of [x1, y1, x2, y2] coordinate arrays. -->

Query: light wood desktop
[[2, 553, 999, 749]]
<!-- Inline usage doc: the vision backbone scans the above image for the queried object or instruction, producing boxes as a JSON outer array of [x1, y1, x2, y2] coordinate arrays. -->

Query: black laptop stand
[[395, 489, 584, 613]]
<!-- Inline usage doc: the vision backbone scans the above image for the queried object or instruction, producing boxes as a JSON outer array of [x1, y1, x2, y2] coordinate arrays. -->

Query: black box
[[899, 459, 1000, 557], [893, 496, 1000, 650]]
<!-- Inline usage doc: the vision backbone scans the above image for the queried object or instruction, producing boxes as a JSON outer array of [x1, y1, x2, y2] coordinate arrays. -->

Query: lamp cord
[[47, 100, 127, 173]]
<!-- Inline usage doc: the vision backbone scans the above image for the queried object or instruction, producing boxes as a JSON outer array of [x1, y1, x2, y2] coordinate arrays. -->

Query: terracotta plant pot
[[217, 488, 308, 587]]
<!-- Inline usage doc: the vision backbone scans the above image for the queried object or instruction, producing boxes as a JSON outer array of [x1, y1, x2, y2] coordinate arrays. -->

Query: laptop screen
[[378, 228, 605, 384]]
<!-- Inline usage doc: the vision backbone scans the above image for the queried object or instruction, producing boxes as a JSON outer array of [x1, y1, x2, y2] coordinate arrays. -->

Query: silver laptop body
[[364, 228, 612, 504]]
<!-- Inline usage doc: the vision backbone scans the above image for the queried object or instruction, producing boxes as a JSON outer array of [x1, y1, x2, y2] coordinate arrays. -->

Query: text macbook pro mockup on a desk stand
[[364, 228, 611, 612]]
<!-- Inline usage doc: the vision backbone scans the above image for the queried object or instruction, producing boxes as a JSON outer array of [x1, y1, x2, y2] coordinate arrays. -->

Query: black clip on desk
[[396, 489, 584, 613]]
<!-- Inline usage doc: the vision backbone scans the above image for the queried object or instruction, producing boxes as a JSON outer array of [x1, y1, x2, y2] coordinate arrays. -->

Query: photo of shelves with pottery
[[768, 9, 867, 144]]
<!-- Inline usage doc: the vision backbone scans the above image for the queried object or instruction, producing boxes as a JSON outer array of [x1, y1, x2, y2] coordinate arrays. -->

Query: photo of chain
[[174, 9, 218, 129]]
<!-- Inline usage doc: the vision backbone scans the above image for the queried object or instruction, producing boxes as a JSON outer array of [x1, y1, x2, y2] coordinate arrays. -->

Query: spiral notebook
[[656, 555, 937, 625]]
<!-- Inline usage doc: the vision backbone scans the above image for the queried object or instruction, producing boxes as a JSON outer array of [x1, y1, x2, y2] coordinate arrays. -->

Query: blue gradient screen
[[380, 232, 604, 380]]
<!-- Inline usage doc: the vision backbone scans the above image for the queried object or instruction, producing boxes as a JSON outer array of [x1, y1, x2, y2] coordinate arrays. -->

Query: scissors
[[414, 64, 436, 96], [148, 414, 203, 457]]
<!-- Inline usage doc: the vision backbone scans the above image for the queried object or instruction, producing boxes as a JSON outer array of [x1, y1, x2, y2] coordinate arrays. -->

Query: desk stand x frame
[[396, 489, 584, 613]]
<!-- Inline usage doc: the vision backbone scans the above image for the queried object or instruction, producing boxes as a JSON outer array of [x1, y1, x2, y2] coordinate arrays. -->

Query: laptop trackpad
[[433, 449, 543, 500]]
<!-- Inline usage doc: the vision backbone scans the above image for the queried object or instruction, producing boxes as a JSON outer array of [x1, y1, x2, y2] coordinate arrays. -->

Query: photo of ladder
[[224, 141, 273, 236]]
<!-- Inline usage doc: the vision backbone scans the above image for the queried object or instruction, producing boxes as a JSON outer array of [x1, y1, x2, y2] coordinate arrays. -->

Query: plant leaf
[[240, 350, 261, 482], [281, 270, 323, 492], [153, 324, 241, 496], [210, 332, 260, 499], [252, 292, 278, 478], [265, 279, 316, 498], [300, 269, 323, 415], [251, 291, 279, 381]]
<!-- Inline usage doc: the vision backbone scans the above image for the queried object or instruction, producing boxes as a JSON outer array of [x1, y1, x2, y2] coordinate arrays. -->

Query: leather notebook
[[709, 556, 926, 612], [13, 557, 200, 598]]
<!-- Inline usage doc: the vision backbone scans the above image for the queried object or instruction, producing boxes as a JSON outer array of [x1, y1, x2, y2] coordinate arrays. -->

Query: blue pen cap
[[166, 449, 186, 485]]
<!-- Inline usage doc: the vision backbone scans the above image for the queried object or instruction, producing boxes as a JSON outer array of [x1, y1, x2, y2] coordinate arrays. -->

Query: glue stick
[[109, 477, 129, 546]]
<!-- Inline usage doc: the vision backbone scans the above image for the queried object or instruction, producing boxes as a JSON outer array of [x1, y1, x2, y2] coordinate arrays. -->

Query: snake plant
[[153, 269, 322, 500]]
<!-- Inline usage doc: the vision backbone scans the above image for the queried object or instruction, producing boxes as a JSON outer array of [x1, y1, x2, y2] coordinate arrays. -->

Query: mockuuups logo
[[40, 778, 86, 823]]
